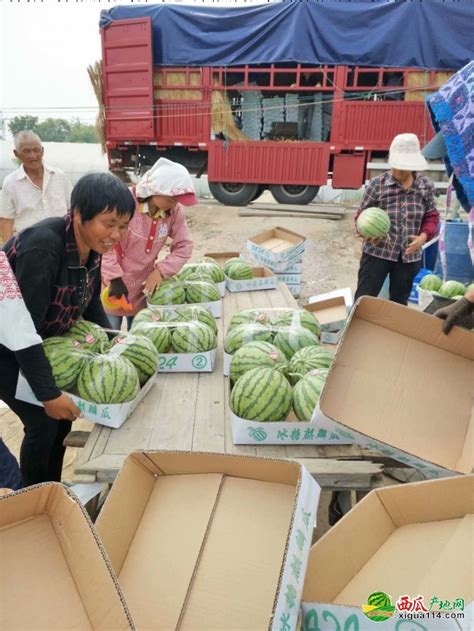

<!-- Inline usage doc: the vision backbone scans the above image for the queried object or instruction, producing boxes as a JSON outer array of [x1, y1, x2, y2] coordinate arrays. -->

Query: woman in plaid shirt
[[354, 133, 440, 305]]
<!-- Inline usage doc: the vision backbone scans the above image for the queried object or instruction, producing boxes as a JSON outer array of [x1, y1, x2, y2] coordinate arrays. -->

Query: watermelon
[[194, 262, 225, 283], [132, 307, 173, 327], [175, 264, 199, 281], [229, 341, 288, 383], [272, 309, 321, 338], [77, 354, 140, 404], [273, 326, 320, 359], [131, 322, 172, 353], [43, 337, 93, 391], [288, 346, 334, 383], [466, 283, 474, 294], [224, 323, 273, 354], [356, 207, 391, 239], [174, 305, 218, 334], [223, 257, 243, 275], [228, 309, 271, 330], [226, 260, 253, 280], [149, 280, 186, 305], [185, 280, 220, 303], [418, 274, 442, 292], [171, 321, 216, 353], [230, 367, 293, 422], [195, 256, 216, 264], [64, 320, 109, 353], [439, 280, 466, 298], [292, 372, 326, 421], [109, 334, 159, 384]]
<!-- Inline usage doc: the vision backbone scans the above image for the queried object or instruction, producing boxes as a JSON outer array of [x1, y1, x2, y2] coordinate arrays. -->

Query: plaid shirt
[[356, 172, 440, 263]]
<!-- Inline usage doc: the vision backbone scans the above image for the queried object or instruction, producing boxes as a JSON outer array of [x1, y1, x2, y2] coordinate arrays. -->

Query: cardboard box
[[157, 349, 216, 372], [287, 283, 302, 297], [226, 266, 278, 292], [248, 255, 304, 274], [15, 371, 156, 430], [276, 272, 302, 285], [313, 297, 474, 476], [304, 296, 349, 344], [247, 227, 306, 272], [147, 299, 223, 318], [204, 251, 240, 267], [0, 483, 134, 630], [96, 451, 321, 631], [301, 475, 474, 631], [308, 287, 353, 310]]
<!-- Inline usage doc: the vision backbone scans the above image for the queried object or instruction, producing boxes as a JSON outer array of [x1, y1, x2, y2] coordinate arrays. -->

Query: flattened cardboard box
[[304, 296, 349, 344], [16, 370, 156, 429], [247, 227, 306, 272], [0, 483, 134, 630], [313, 297, 474, 476], [301, 475, 474, 631], [96, 451, 321, 631]]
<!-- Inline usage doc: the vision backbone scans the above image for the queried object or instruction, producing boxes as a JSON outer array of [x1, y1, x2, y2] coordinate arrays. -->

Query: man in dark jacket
[[1, 173, 135, 486]]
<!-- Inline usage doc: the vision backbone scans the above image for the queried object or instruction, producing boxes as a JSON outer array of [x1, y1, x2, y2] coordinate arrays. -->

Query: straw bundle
[[87, 61, 106, 154], [154, 71, 202, 100], [211, 80, 251, 141], [406, 71, 454, 102]]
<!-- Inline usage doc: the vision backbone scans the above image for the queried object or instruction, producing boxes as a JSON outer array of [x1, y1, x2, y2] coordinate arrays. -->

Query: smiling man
[[1, 172, 135, 486], [0, 130, 73, 243]]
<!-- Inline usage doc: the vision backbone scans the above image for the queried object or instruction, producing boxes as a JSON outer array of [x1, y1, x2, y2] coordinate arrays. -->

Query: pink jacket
[[101, 200, 193, 316]]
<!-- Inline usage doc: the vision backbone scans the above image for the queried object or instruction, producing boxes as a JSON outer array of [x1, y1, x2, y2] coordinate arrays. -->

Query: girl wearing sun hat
[[102, 158, 197, 329]]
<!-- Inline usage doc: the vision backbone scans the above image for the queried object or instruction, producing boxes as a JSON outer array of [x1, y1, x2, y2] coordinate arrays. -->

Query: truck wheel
[[250, 186, 264, 202], [270, 184, 319, 205], [209, 182, 260, 206]]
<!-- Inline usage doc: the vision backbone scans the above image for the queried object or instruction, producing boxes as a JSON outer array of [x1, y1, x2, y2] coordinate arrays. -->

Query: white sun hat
[[135, 157, 198, 205], [388, 133, 429, 171]]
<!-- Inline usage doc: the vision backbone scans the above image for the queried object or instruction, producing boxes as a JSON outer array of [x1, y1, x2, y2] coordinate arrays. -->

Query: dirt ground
[[0, 196, 359, 506]]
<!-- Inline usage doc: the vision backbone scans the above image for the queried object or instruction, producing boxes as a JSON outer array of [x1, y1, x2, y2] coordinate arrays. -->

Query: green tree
[[8, 115, 40, 136], [68, 119, 98, 143], [36, 118, 71, 142]]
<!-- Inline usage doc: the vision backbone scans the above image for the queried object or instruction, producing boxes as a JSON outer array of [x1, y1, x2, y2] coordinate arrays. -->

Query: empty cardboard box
[[0, 483, 134, 630], [304, 297, 349, 344], [301, 475, 474, 630], [96, 451, 320, 631], [246, 227, 306, 271], [313, 297, 474, 476]]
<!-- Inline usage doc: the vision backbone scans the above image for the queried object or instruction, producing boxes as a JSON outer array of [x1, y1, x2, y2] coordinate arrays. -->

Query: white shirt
[[0, 163, 72, 232]]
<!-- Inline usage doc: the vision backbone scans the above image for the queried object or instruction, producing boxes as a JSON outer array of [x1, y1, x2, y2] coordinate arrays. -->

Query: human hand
[[405, 233, 427, 256], [143, 268, 162, 297], [43, 394, 81, 421], [109, 277, 129, 298], [434, 297, 474, 334]]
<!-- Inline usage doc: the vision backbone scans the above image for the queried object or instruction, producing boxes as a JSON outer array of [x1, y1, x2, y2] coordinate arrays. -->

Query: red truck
[[98, 3, 472, 205]]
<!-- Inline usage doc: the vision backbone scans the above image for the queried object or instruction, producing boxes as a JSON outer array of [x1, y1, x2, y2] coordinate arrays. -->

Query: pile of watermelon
[[419, 275, 471, 299], [224, 259, 253, 281], [149, 277, 221, 306]]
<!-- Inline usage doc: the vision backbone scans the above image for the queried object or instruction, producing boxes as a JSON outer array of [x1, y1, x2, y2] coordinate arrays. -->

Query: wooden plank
[[290, 458, 384, 491], [248, 202, 349, 214], [239, 210, 343, 220], [63, 430, 90, 449], [75, 424, 111, 474]]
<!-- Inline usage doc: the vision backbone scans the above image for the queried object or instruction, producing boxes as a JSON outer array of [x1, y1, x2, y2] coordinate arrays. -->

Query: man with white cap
[[102, 158, 196, 329], [354, 133, 440, 305]]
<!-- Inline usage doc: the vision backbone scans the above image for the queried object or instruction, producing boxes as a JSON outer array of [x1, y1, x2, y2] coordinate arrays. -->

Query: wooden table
[[75, 284, 384, 491]]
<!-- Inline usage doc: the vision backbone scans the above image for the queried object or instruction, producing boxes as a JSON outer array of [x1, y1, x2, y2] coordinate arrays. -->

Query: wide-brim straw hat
[[388, 133, 429, 171]]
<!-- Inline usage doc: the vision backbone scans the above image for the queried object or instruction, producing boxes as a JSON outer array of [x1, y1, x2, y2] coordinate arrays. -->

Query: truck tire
[[250, 186, 264, 202], [208, 182, 260, 206], [270, 184, 319, 205]]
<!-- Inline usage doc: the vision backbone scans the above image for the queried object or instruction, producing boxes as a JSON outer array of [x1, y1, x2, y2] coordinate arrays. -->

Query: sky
[[0, 0, 268, 132]]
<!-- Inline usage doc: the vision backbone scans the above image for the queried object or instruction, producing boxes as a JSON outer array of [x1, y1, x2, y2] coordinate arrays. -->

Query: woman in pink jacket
[[102, 158, 196, 330]]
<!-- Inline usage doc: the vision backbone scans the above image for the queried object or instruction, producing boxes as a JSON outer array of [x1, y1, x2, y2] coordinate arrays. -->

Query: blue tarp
[[100, 1, 474, 70]]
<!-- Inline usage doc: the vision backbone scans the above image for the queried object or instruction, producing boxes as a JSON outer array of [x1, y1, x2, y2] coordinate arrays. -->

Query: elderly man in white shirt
[[0, 130, 72, 243]]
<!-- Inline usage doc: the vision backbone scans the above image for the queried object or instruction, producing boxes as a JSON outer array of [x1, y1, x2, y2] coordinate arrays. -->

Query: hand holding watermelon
[[143, 268, 163, 297]]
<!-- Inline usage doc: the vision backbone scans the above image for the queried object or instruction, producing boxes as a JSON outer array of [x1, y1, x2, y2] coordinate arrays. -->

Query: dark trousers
[[0, 438, 22, 490], [354, 253, 422, 306], [0, 353, 71, 487]]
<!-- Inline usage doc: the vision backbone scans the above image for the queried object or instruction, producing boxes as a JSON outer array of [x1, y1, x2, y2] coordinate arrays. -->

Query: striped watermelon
[[109, 334, 159, 384], [356, 207, 391, 239], [185, 270, 215, 283], [149, 280, 186, 305], [224, 323, 273, 354], [131, 322, 172, 353], [77, 354, 140, 404], [273, 326, 320, 359], [272, 310, 321, 338], [418, 274, 442, 292], [288, 346, 334, 383], [229, 309, 271, 329], [226, 260, 253, 280], [195, 262, 225, 283], [64, 320, 109, 353], [174, 305, 218, 334], [171, 321, 216, 353], [43, 337, 93, 391], [230, 367, 293, 422], [175, 264, 199, 281], [223, 257, 243, 275], [293, 372, 326, 421], [229, 341, 288, 383], [133, 308, 173, 327], [185, 280, 220, 303], [439, 280, 466, 297]]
